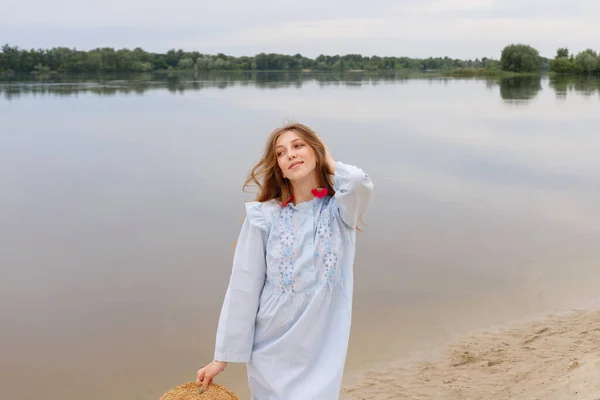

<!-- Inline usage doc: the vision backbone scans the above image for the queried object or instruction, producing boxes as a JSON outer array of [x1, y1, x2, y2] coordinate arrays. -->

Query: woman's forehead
[[275, 130, 302, 147]]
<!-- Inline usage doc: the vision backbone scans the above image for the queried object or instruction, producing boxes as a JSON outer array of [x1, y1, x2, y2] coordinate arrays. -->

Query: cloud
[[2, 0, 600, 58], [179, 0, 600, 57], [407, 0, 497, 13], [1, 0, 393, 28], [190, 18, 389, 48], [451, 0, 600, 20]]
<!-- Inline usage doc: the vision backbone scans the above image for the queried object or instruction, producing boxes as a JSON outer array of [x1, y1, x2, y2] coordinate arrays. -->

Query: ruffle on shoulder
[[244, 201, 268, 231]]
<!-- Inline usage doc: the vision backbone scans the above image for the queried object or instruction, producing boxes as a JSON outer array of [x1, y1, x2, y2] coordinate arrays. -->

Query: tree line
[[1, 43, 598, 75], [548, 48, 600, 74], [0, 44, 497, 75], [499, 44, 599, 75]]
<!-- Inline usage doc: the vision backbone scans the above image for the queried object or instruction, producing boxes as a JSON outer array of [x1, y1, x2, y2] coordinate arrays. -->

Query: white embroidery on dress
[[317, 199, 340, 285], [278, 206, 298, 292]]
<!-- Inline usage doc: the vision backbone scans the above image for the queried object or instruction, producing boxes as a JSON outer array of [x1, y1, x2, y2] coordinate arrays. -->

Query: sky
[[2, 0, 599, 59]]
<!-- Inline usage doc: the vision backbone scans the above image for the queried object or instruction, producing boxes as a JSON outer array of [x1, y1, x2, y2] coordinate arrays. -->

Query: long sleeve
[[214, 202, 268, 362], [332, 161, 374, 228]]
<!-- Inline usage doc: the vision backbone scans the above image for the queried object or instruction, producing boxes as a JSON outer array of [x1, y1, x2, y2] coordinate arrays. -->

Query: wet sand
[[342, 309, 600, 400]]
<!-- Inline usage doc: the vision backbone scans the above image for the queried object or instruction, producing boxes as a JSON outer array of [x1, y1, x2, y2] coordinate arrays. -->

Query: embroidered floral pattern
[[277, 206, 298, 292], [317, 199, 341, 285], [267, 198, 343, 292]]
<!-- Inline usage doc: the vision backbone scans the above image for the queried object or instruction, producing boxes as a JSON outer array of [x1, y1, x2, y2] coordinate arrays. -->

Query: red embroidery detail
[[311, 188, 328, 198], [281, 188, 328, 207]]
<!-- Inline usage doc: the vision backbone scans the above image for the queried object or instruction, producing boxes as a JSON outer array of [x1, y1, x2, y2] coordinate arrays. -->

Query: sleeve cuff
[[213, 350, 251, 363]]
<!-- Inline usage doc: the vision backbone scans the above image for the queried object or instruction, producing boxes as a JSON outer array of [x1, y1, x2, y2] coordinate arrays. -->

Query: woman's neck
[[290, 174, 320, 204]]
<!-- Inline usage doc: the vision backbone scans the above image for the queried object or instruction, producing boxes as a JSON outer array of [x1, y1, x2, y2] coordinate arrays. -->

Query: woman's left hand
[[196, 361, 227, 393], [318, 136, 336, 174]]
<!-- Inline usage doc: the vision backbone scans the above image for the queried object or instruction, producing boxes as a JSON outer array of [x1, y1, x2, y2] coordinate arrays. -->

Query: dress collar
[[282, 188, 328, 207]]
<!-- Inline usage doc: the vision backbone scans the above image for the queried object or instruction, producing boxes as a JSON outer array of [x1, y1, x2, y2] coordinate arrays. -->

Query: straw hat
[[160, 382, 239, 400]]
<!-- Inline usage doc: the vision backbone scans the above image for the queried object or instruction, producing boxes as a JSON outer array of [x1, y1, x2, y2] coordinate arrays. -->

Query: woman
[[196, 122, 374, 399]]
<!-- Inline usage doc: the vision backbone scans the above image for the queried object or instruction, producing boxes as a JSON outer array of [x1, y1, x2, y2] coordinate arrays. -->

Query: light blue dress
[[214, 161, 374, 399]]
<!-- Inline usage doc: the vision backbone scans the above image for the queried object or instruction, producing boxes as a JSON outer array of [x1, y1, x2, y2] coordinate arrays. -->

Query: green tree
[[131, 61, 152, 72], [332, 59, 346, 71], [500, 44, 542, 73], [1, 44, 21, 71], [165, 49, 182, 68], [556, 48, 569, 59], [177, 57, 194, 69], [195, 56, 214, 71], [549, 58, 578, 74], [574, 49, 599, 74]]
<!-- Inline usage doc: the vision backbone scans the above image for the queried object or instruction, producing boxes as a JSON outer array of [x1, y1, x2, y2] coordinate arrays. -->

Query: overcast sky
[[3, 0, 599, 59]]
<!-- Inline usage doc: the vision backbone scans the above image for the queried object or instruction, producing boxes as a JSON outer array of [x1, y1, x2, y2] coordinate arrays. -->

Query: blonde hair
[[244, 122, 335, 203]]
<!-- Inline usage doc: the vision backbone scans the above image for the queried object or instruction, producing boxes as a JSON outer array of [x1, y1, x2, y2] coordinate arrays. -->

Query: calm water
[[2, 73, 600, 400]]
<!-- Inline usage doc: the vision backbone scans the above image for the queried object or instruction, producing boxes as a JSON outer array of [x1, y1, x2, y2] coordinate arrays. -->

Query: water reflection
[[549, 76, 600, 99], [498, 77, 543, 103], [3, 72, 598, 102], [0, 71, 412, 100]]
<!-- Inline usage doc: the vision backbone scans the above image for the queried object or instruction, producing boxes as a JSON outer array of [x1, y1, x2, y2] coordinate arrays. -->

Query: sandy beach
[[341, 309, 600, 400]]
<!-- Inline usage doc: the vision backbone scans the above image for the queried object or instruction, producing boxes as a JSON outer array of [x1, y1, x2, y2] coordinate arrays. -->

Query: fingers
[[196, 368, 216, 393], [196, 364, 223, 394], [196, 368, 205, 384], [201, 372, 212, 392]]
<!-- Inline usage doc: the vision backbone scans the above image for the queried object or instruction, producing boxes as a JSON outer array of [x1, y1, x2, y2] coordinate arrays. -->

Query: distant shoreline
[[0, 43, 532, 76], [3, 43, 598, 77], [1, 68, 546, 81]]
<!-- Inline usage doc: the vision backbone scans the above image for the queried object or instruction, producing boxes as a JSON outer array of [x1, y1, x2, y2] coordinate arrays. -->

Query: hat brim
[[160, 381, 239, 400]]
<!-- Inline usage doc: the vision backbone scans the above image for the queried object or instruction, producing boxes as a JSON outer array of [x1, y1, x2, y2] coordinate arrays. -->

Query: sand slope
[[342, 310, 600, 400]]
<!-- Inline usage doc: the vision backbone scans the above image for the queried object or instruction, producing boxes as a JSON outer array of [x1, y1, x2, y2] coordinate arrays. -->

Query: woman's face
[[275, 130, 317, 182]]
